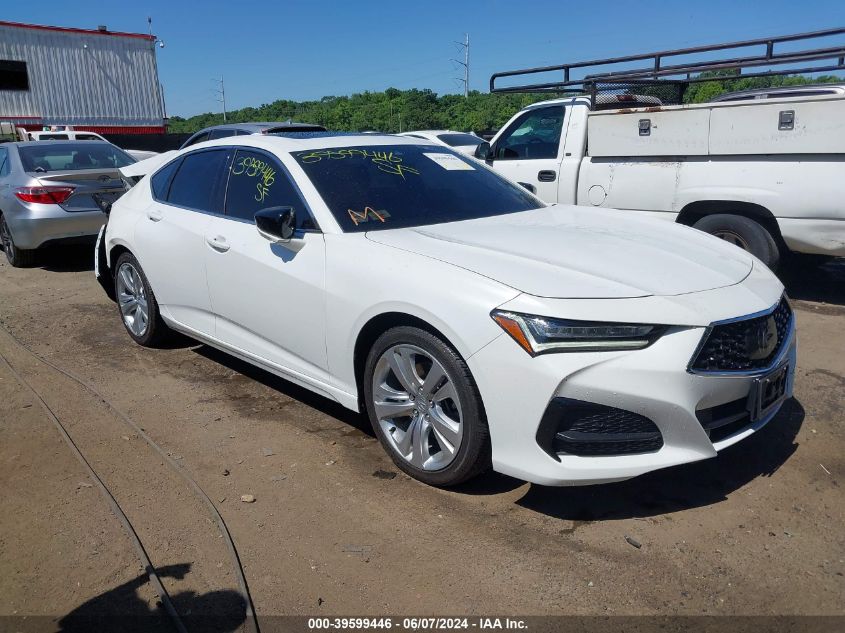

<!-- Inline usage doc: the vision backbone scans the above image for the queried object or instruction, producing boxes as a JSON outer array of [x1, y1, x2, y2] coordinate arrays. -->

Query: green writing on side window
[[296, 149, 420, 179], [232, 155, 276, 202]]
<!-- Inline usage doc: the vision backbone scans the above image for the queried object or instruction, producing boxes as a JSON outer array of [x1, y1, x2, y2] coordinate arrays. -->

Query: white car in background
[[26, 130, 158, 161], [398, 130, 483, 156], [98, 133, 795, 487]]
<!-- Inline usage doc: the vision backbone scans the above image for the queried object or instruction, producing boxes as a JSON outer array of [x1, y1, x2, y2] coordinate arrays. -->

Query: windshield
[[437, 133, 481, 147], [19, 143, 135, 172], [293, 144, 542, 232]]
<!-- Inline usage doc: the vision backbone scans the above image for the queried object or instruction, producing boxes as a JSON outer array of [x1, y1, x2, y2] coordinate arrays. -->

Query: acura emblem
[[747, 316, 778, 360]]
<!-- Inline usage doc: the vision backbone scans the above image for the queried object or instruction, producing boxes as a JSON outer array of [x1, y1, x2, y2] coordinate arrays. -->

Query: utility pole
[[213, 76, 227, 122], [452, 33, 469, 98]]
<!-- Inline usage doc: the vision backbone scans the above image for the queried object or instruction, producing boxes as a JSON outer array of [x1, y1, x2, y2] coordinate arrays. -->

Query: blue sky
[[5, 1, 844, 117]]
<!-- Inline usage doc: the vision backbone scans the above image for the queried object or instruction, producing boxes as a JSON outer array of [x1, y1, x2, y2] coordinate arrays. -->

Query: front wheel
[[693, 214, 781, 270], [114, 252, 170, 347], [363, 326, 490, 487]]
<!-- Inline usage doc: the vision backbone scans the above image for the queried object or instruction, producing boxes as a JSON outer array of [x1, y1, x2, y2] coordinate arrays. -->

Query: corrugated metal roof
[[0, 22, 164, 128]]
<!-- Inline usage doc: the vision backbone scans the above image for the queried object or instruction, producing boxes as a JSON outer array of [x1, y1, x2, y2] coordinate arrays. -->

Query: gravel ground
[[0, 247, 842, 629]]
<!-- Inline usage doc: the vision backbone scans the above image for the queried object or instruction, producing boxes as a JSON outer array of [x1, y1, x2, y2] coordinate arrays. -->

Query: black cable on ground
[[0, 326, 260, 633], [0, 348, 189, 633]]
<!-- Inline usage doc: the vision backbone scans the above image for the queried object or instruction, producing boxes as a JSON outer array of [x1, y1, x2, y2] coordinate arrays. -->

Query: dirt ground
[[0, 247, 843, 629]]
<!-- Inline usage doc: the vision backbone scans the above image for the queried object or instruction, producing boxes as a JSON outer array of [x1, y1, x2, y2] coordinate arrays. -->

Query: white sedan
[[397, 130, 482, 156], [98, 133, 796, 487]]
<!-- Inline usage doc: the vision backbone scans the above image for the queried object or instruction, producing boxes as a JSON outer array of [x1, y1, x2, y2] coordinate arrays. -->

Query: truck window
[[494, 106, 564, 160]]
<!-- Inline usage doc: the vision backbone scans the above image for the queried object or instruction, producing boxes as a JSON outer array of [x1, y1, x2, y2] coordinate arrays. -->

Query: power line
[[451, 33, 470, 98]]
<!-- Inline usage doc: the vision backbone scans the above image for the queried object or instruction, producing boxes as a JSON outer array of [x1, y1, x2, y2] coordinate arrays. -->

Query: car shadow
[[780, 256, 845, 306], [56, 563, 246, 633], [192, 344, 374, 437], [37, 244, 96, 273], [513, 398, 804, 521]]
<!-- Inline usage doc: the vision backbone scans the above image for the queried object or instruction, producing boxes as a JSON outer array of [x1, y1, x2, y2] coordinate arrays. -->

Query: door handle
[[146, 209, 163, 222], [205, 235, 230, 252], [537, 170, 557, 182]]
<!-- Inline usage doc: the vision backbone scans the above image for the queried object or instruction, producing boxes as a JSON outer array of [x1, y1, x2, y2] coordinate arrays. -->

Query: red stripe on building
[[13, 123, 167, 134], [0, 20, 155, 41]]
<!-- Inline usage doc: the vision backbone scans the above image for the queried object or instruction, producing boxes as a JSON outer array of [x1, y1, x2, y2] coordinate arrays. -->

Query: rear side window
[[167, 150, 229, 212], [182, 131, 211, 148], [437, 133, 481, 147], [208, 128, 238, 140], [224, 149, 313, 228], [150, 159, 181, 200], [0, 148, 9, 176]]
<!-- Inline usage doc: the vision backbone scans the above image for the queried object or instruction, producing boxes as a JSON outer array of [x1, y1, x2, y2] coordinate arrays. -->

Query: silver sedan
[[0, 141, 134, 267]]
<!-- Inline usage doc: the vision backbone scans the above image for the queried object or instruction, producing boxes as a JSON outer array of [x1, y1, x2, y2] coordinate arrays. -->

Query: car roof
[[5, 139, 114, 147], [710, 83, 845, 101], [188, 133, 441, 154], [196, 121, 326, 133]]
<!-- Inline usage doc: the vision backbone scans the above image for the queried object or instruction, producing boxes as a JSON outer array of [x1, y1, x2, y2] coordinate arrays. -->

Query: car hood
[[365, 205, 754, 299]]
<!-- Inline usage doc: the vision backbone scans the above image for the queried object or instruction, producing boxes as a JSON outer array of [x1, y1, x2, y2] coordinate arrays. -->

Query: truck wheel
[[693, 214, 780, 270]]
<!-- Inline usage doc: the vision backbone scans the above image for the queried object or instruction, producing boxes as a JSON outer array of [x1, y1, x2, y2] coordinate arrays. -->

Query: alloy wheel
[[712, 229, 750, 251], [371, 344, 464, 471], [116, 262, 149, 337]]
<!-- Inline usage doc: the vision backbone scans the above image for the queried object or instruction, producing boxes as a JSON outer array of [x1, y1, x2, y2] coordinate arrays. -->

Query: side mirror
[[474, 141, 492, 161], [255, 206, 296, 242]]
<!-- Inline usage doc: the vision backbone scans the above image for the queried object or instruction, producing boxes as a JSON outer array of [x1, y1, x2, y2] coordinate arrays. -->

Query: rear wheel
[[0, 214, 37, 268], [114, 252, 169, 347], [693, 214, 780, 270], [363, 326, 490, 487]]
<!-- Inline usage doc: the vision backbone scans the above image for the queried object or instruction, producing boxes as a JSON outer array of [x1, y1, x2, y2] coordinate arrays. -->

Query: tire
[[113, 252, 170, 347], [363, 326, 490, 487], [0, 214, 37, 268], [693, 214, 780, 270]]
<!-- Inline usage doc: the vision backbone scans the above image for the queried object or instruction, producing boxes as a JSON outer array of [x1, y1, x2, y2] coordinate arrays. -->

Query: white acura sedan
[[98, 133, 796, 487]]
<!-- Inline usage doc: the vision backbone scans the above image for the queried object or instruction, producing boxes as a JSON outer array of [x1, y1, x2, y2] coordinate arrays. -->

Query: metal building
[[0, 20, 165, 134]]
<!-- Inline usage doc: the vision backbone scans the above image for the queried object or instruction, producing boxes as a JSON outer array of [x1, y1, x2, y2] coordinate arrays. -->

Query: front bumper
[[5, 203, 106, 249], [468, 295, 796, 487]]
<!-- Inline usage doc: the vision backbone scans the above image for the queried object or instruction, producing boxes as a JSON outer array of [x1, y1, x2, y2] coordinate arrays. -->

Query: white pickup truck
[[475, 93, 845, 268]]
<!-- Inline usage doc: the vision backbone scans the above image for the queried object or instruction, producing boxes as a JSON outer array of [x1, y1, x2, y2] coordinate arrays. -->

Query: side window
[[494, 106, 564, 160], [150, 158, 181, 200], [0, 148, 9, 176], [183, 131, 210, 148], [225, 149, 314, 229], [208, 128, 238, 140], [167, 150, 229, 212], [76, 134, 101, 141]]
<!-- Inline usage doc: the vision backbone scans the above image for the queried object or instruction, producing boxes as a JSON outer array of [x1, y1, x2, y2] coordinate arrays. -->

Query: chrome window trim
[[686, 295, 795, 377]]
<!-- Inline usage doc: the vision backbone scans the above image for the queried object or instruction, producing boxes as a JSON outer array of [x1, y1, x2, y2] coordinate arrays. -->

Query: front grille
[[690, 297, 792, 372], [536, 398, 663, 458], [696, 396, 752, 443]]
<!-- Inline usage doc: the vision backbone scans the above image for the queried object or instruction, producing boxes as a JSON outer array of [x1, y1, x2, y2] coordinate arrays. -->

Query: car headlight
[[491, 310, 665, 355]]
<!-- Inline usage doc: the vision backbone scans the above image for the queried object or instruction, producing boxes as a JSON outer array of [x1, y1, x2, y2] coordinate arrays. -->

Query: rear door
[[204, 147, 329, 379], [483, 105, 566, 202], [133, 148, 232, 336]]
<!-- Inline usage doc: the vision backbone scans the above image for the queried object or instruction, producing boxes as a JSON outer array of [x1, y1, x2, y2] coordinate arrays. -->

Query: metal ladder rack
[[489, 27, 845, 102]]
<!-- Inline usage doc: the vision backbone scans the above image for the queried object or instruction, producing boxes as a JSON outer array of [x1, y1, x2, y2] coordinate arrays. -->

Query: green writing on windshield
[[296, 148, 420, 179]]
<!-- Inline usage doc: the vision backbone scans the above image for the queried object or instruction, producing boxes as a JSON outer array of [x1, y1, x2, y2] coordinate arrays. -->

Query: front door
[[485, 105, 566, 202], [204, 148, 329, 381]]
